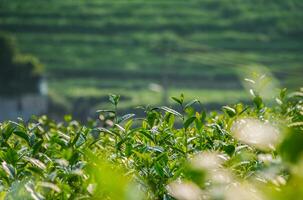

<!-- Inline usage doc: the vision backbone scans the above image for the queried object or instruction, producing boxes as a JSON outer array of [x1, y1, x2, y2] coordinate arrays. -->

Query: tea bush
[[0, 33, 43, 96], [0, 88, 302, 200]]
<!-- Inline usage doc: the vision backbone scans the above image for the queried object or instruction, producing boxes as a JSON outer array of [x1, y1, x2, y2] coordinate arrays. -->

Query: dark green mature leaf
[[279, 128, 303, 163], [139, 130, 155, 142], [13, 130, 29, 144], [69, 151, 80, 165], [171, 97, 183, 105], [253, 95, 264, 110], [184, 116, 196, 129], [2, 148, 19, 165], [154, 162, 164, 177], [71, 131, 82, 147], [155, 152, 168, 163], [171, 147, 185, 155], [51, 136, 68, 147], [147, 112, 158, 127], [224, 144, 235, 157], [2, 124, 15, 141], [29, 133, 36, 147], [32, 140, 43, 155]]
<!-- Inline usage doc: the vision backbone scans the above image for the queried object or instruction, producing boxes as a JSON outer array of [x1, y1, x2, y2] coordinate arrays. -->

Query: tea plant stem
[[184, 128, 188, 157]]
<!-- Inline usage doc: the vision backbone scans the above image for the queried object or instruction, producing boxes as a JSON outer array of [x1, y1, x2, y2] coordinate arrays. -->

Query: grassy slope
[[0, 0, 302, 109]]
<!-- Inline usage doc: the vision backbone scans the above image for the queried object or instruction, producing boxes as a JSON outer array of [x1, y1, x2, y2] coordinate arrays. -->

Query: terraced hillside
[[0, 0, 302, 115]]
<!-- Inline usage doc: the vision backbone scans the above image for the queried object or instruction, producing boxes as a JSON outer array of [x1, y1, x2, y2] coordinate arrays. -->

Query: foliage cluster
[[0, 33, 43, 96], [0, 87, 302, 199]]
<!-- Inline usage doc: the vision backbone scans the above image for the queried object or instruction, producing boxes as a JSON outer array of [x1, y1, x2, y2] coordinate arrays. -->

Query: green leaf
[[158, 106, 182, 118], [279, 128, 303, 163], [171, 147, 185, 155], [195, 119, 203, 131], [280, 88, 287, 99], [154, 162, 164, 177], [140, 130, 155, 142], [32, 140, 43, 155], [147, 112, 158, 127], [184, 116, 196, 129], [75, 133, 86, 148], [253, 95, 264, 110], [97, 127, 113, 134], [25, 182, 45, 200], [147, 146, 164, 153], [185, 106, 195, 116], [38, 182, 61, 193], [28, 166, 44, 176], [29, 133, 36, 147], [1, 161, 16, 178], [187, 136, 198, 143], [116, 137, 128, 151], [223, 145, 235, 157], [25, 157, 46, 171], [180, 93, 184, 103], [201, 110, 206, 121], [124, 119, 133, 131], [184, 99, 200, 109], [2, 124, 15, 141], [171, 97, 183, 105], [71, 131, 82, 147], [69, 151, 80, 165], [96, 109, 116, 114], [117, 114, 135, 124], [109, 94, 120, 106], [98, 127, 120, 138], [114, 124, 125, 132], [2, 148, 18, 165], [64, 115, 72, 122], [222, 106, 236, 117], [13, 130, 29, 144], [167, 113, 175, 128]]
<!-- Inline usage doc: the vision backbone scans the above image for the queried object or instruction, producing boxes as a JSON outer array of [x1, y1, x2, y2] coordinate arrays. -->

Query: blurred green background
[[0, 0, 302, 120]]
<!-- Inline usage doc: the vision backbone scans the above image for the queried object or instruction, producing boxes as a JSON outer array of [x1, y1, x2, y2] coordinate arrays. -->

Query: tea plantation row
[[1, 0, 302, 111]]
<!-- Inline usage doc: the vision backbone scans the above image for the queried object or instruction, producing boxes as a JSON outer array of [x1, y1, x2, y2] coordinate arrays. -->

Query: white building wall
[[0, 95, 47, 121]]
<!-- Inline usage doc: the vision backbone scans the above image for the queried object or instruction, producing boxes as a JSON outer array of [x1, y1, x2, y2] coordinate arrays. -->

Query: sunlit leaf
[[157, 106, 182, 118], [1, 161, 16, 179]]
